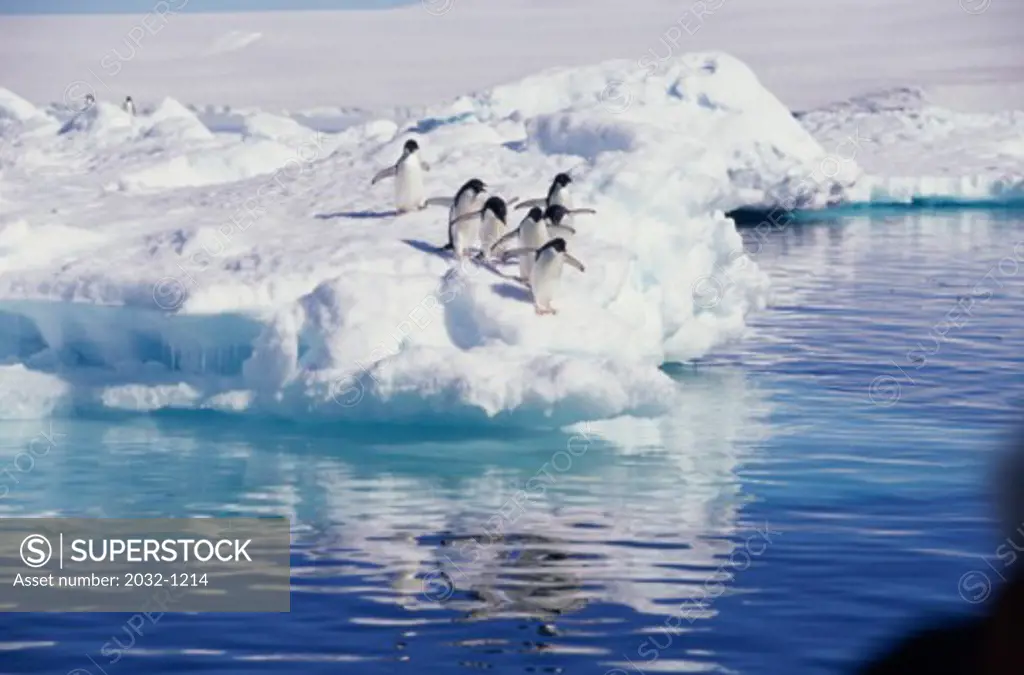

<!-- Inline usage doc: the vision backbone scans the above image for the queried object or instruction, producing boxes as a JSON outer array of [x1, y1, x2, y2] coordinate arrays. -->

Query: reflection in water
[[0, 367, 773, 671], [279, 367, 773, 628]]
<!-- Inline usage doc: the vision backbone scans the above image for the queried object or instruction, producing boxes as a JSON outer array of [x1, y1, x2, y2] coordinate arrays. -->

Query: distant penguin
[[439, 178, 487, 256], [526, 238, 585, 315], [123, 96, 136, 116], [83, 93, 95, 109], [491, 205, 577, 283], [370, 139, 431, 214]]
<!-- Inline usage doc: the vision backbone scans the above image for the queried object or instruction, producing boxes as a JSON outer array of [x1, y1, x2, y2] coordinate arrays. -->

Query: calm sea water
[[0, 210, 1021, 674]]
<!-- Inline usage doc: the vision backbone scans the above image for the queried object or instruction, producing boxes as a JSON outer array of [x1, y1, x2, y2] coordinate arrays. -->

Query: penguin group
[[369, 139, 593, 316], [78, 94, 135, 116]]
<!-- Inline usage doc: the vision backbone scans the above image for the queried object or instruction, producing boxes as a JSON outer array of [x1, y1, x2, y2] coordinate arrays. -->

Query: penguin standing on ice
[[436, 178, 487, 256], [83, 93, 96, 110], [448, 195, 517, 261], [516, 173, 576, 211], [502, 238, 585, 315], [123, 96, 136, 116], [370, 139, 431, 214], [516, 173, 595, 231], [490, 205, 577, 283]]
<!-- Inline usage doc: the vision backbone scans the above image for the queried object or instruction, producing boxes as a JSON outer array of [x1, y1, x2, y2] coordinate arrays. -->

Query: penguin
[[515, 173, 596, 230], [448, 195, 514, 261], [515, 173, 582, 211], [438, 178, 488, 255], [490, 205, 577, 283], [514, 238, 585, 315], [123, 96, 136, 116], [370, 139, 431, 214], [83, 93, 96, 109]]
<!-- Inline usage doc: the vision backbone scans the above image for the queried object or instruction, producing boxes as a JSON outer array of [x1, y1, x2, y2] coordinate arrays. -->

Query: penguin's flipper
[[490, 228, 521, 256], [370, 165, 397, 185], [451, 210, 483, 225], [565, 254, 586, 273], [548, 225, 577, 238], [506, 196, 520, 206], [424, 196, 454, 208], [568, 208, 597, 215], [501, 247, 536, 260], [513, 198, 546, 210]]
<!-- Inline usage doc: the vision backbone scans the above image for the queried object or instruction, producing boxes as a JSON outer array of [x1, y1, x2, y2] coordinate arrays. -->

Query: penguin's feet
[[535, 306, 555, 316]]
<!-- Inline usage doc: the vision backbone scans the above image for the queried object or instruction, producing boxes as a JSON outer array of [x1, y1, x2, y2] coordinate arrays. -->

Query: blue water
[[1, 211, 1022, 674]]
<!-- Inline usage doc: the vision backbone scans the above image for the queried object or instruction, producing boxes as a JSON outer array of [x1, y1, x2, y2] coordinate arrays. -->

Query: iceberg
[[0, 52, 1020, 426]]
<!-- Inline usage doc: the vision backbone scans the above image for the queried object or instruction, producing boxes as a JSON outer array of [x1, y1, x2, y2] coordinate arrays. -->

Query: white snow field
[[0, 2, 1022, 426]]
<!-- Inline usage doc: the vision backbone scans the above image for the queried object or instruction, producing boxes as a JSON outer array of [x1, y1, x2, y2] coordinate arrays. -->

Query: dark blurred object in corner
[[857, 422, 1024, 675]]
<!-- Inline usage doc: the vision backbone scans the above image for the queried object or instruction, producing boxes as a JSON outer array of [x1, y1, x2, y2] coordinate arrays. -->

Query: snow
[[0, 4, 1022, 426]]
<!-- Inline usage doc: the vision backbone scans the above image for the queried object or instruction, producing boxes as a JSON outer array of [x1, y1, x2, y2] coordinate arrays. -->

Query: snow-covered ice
[[1, 4, 1022, 426]]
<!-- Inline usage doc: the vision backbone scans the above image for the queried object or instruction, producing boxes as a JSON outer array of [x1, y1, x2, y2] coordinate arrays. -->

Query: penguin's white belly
[[550, 189, 571, 210], [452, 214, 478, 257], [451, 193, 478, 221], [518, 223, 547, 281], [519, 251, 534, 282], [530, 252, 562, 306], [479, 213, 505, 256], [395, 160, 424, 211], [551, 190, 578, 233], [449, 193, 481, 254]]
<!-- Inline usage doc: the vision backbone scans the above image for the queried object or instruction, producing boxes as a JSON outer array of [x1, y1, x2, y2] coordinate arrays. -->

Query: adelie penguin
[[123, 96, 136, 116], [370, 139, 431, 214], [490, 205, 577, 283], [515, 173, 588, 211], [516, 173, 595, 230], [430, 178, 488, 256], [448, 195, 519, 261], [501, 238, 586, 315]]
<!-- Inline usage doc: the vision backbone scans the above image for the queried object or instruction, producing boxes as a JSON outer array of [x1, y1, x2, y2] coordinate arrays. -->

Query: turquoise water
[[1, 211, 1021, 674]]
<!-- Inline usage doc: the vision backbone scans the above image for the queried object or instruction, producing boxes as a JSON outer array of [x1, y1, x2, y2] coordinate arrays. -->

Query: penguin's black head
[[467, 178, 486, 194], [544, 204, 569, 225], [403, 139, 419, 154], [548, 238, 568, 253], [484, 196, 507, 222], [125, 96, 133, 101], [527, 206, 544, 221], [553, 173, 572, 187]]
